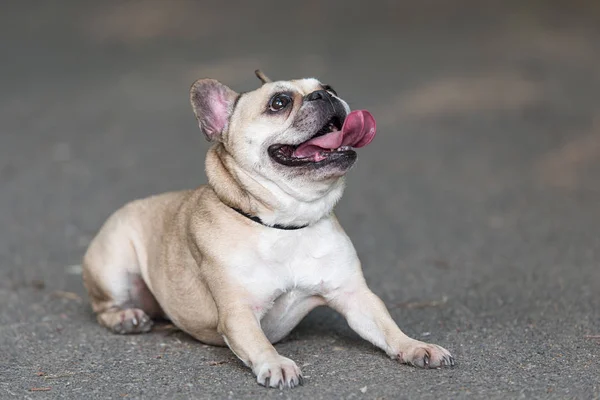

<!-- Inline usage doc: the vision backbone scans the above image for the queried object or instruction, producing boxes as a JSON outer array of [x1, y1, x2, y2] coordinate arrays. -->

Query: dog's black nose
[[305, 89, 329, 101]]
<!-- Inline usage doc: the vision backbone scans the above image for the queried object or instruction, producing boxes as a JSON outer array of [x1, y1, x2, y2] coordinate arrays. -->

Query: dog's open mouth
[[268, 110, 377, 167]]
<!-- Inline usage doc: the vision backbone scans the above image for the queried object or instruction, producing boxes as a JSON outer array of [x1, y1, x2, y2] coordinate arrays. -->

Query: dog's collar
[[230, 207, 308, 230]]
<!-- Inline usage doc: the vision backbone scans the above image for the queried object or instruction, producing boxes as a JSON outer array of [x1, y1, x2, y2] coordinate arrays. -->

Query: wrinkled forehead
[[234, 78, 324, 119], [285, 78, 323, 95], [258, 78, 323, 97]]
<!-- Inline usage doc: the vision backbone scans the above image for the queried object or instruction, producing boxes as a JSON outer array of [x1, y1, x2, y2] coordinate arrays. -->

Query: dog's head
[[190, 71, 376, 201]]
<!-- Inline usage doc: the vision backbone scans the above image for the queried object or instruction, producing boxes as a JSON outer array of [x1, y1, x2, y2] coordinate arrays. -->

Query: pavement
[[1, 1, 599, 398]]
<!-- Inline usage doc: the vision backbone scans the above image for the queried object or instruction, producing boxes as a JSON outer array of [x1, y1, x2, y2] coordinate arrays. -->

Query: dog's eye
[[269, 94, 292, 112]]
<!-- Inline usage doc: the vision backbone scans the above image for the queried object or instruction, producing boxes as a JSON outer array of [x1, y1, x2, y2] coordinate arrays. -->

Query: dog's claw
[[255, 356, 302, 389], [298, 375, 304, 386], [106, 308, 153, 335], [439, 354, 455, 368], [398, 341, 454, 369]]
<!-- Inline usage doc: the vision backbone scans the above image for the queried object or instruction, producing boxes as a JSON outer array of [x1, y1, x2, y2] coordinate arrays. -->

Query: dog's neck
[[205, 144, 345, 227]]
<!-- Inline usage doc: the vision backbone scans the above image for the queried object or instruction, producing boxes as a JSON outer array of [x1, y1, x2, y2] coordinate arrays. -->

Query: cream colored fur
[[83, 76, 453, 389]]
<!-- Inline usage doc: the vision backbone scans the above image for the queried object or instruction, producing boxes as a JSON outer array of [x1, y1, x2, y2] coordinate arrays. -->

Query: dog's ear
[[190, 79, 238, 141]]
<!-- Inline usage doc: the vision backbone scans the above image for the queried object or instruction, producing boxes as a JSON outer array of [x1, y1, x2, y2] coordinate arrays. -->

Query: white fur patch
[[224, 216, 359, 341]]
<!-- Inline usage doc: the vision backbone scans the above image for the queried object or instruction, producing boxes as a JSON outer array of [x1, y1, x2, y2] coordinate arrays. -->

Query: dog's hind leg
[[82, 211, 162, 334]]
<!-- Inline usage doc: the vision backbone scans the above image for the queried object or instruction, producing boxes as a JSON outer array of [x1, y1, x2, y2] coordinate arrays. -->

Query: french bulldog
[[82, 70, 454, 389]]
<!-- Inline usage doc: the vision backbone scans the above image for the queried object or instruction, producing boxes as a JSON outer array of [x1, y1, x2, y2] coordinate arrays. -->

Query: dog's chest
[[226, 218, 357, 308]]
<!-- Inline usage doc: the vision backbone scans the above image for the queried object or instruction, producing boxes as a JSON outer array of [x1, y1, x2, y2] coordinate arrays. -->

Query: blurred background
[[1, 1, 599, 398]]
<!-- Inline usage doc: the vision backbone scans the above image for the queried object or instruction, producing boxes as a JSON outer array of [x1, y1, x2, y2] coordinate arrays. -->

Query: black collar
[[230, 207, 308, 230]]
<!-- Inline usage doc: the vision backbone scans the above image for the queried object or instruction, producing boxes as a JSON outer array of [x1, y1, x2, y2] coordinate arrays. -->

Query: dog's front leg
[[217, 303, 304, 388], [327, 273, 454, 368]]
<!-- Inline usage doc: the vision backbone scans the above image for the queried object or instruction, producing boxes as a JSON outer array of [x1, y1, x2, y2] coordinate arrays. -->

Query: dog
[[82, 70, 454, 389]]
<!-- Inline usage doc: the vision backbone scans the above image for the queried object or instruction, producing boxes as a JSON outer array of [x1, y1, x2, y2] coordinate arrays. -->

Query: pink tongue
[[292, 110, 377, 158]]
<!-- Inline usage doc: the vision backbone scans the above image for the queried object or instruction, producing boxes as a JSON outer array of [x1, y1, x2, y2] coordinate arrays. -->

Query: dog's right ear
[[190, 79, 238, 142]]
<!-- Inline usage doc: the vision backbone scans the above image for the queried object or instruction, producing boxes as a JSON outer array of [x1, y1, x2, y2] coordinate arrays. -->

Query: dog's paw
[[398, 340, 454, 369], [110, 308, 153, 334], [254, 355, 303, 389]]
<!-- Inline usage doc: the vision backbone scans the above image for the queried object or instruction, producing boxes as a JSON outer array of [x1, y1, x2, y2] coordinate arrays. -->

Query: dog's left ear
[[190, 79, 238, 141]]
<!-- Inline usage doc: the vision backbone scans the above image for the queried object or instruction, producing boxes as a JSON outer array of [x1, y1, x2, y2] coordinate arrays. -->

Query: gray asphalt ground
[[1, 1, 600, 398]]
